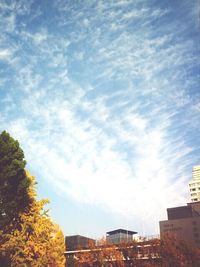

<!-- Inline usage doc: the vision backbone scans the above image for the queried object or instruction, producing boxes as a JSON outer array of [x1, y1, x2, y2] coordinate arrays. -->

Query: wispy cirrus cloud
[[0, 49, 13, 61], [0, 0, 199, 236], [3, 74, 195, 234]]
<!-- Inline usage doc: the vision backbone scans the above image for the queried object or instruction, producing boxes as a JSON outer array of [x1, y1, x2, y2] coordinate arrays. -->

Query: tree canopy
[[0, 131, 65, 266], [0, 131, 32, 230]]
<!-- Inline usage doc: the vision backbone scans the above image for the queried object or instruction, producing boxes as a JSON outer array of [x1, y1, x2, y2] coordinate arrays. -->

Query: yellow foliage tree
[[71, 238, 124, 267], [0, 168, 65, 266]]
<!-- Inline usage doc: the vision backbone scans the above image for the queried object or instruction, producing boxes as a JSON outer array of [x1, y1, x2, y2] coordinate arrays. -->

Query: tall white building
[[189, 165, 200, 202]]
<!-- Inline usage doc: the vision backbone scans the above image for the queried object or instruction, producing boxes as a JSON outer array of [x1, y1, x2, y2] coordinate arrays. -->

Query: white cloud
[[0, 0, 198, 236], [122, 9, 149, 20], [0, 49, 12, 61], [3, 79, 193, 234], [33, 32, 47, 44]]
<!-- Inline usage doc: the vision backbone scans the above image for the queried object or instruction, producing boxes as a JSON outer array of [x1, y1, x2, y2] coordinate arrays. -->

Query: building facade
[[189, 165, 200, 202], [65, 235, 95, 251], [160, 202, 200, 248], [106, 229, 138, 244], [160, 165, 200, 248]]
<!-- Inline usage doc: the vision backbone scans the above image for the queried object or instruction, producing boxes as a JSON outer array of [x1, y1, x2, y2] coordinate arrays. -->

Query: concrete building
[[189, 165, 200, 202], [160, 165, 200, 248], [106, 229, 138, 244], [159, 201, 200, 248]]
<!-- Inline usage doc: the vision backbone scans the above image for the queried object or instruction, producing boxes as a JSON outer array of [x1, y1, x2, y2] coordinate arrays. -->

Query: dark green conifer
[[0, 131, 31, 230]]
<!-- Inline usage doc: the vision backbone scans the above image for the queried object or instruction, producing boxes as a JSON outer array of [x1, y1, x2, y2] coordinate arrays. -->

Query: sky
[[0, 0, 200, 239]]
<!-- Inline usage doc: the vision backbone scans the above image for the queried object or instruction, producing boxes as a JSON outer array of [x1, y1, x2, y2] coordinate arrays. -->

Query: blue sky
[[0, 0, 199, 239]]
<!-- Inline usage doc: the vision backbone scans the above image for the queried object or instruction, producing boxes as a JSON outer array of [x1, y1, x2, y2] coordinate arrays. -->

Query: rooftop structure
[[167, 205, 193, 220], [106, 228, 138, 244], [107, 229, 137, 235]]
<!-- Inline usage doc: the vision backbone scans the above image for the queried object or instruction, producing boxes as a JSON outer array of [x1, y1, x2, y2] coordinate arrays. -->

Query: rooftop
[[106, 229, 137, 236]]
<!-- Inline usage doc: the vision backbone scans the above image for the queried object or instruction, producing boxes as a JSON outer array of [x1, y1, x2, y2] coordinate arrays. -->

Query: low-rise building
[[65, 235, 95, 251], [65, 230, 161, 267]]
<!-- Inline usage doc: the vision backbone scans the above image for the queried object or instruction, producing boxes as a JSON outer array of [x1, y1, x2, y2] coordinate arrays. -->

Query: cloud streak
[[0, 0, 199, 235]]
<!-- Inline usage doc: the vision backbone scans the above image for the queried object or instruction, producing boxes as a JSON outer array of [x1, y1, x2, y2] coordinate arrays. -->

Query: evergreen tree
[[0, 131, 31, 231]]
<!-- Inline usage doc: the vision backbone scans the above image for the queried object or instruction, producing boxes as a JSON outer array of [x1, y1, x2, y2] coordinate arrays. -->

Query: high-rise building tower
[[189, 165, 200, 202]]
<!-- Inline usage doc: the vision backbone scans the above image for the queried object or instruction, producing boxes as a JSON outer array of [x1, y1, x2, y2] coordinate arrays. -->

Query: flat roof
[[167, 205, 189, 210], [187, 201, 200, 205], [106, 229, 137, 235]]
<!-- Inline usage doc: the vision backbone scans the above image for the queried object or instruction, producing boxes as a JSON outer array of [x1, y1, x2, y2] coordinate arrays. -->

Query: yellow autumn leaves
[[0, 131, 65, 266]]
